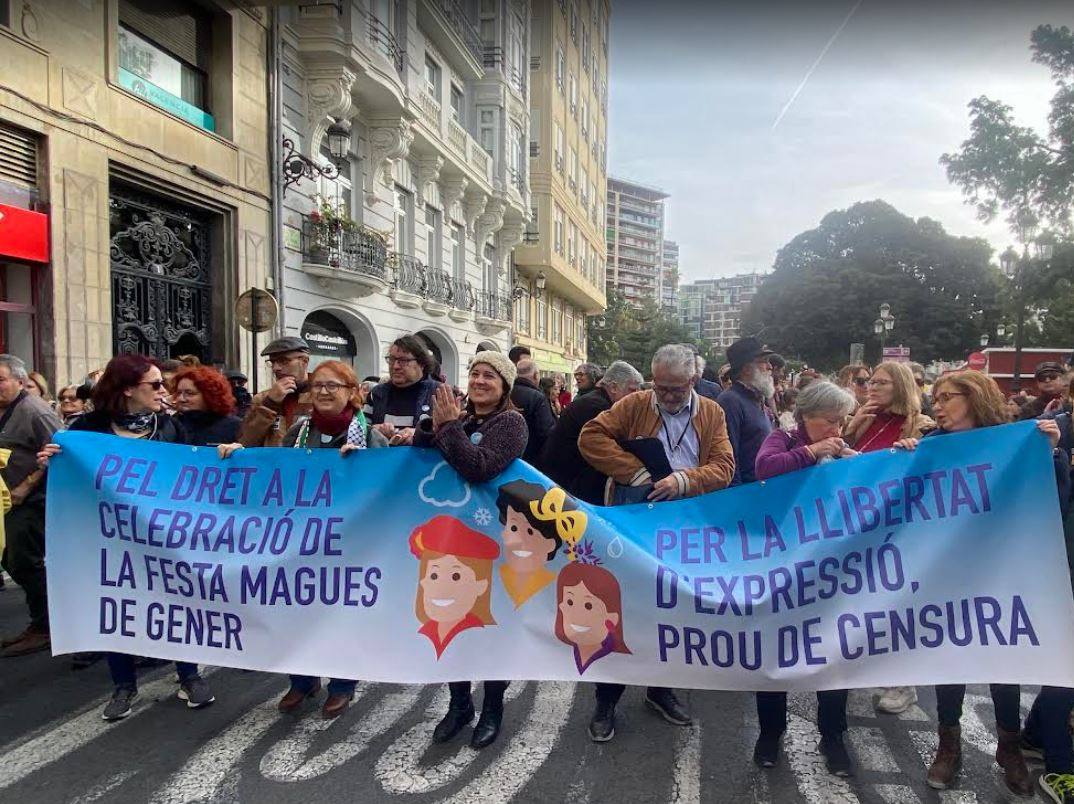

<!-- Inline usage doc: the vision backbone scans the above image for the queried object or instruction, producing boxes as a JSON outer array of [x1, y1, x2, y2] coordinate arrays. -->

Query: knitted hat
[[470, 350, 517, 388]]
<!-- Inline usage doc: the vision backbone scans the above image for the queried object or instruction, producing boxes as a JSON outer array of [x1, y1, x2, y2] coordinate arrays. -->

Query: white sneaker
[[875, 686, 918, 714]]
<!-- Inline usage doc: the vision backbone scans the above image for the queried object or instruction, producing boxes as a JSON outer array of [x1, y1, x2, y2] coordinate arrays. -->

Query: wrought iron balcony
[[369, 14, 404, 73], [510, 65, 526, 95], [483, 45, 504, 68], [427, 0, 483, 63], [476, 290, 513, 322], [301, 215, 389, 280], [424, 264, 454, 303], [390, 253, 427, 295], [508, 167, 527, 196], [450, 276, 476, 310]]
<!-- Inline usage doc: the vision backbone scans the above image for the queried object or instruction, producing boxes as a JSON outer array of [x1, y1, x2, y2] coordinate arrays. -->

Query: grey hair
[[601, 360, 643, 389], [695, 354, 706, 374], [575, 362, 602, 382], [0, 354, 28, 382], [516, 358, 538, 379], [795, 381, 856, 420], [652, 344, 696, 377]]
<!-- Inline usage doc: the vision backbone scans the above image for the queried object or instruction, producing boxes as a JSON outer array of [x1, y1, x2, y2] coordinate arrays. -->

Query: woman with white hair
[[752, 380, 858, 776]]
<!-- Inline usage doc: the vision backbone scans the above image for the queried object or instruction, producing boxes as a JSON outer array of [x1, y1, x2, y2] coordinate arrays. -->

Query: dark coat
[[696, 377, 721, 402], [539, 386, 613, 505], [511, 377, 556, 464], [175, 411, 242, 447], [68, 410, 187, 443], [366, 377, 440, 427], [414, 408, 527, 484]]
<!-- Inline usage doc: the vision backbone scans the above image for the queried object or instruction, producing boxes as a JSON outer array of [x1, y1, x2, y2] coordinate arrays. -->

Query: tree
[[740, 200, 1004, 370], [586, 289, 712, 375]]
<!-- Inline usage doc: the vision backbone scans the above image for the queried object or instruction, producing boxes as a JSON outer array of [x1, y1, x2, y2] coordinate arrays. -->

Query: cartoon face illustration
[[419, 554, 489, 628], [409, 515, 499, 659], [495, 480, 587, 608], [554, 562, 631, 675]]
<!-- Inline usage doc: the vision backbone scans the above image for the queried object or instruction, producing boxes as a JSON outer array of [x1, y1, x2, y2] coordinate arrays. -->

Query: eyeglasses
[[174, 389, 201, 398], [311, 381, 352, 394], [58, 395, 77, 403], [385, 356, 417, 367], [852, 377, 869, 387], [654, 383, 692, 396], [867, 379, 892, 387], [1038, 373, 1062, 382], [933, 392, 966, 406]]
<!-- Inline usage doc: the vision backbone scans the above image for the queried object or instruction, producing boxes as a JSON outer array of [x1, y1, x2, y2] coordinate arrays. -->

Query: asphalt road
[[0, 585, 1037, 804]]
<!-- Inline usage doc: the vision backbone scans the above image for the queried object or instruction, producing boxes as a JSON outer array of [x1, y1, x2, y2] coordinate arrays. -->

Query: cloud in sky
[[608, 0, 1073, 281]]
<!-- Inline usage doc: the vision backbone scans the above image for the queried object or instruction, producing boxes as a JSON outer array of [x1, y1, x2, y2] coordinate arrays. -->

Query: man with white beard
[[716, 336, 776, 486]]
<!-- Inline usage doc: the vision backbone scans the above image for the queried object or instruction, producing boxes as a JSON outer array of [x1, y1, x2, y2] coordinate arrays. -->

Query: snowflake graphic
[[473, 507, 493, 527]]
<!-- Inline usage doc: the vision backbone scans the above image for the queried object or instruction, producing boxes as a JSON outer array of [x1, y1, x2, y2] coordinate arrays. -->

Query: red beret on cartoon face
[[409, 515, 500, 561]]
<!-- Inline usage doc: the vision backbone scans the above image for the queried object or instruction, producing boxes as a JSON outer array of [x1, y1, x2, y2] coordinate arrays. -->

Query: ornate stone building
[[279, 0, 531, 385], [0, 0, 273, 387]]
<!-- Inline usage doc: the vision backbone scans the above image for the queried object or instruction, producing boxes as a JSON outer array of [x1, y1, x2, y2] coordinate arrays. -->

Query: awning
[[0, 203, 48, 263]]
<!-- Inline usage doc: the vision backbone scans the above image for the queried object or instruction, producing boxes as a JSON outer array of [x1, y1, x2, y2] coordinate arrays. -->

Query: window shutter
[[0, 124, 38, 188], [119, 0, 209, 70]]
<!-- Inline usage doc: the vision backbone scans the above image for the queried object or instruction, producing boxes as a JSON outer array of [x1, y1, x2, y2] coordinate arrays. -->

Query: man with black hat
[[238, 336, 312, 447], [1021, 361, 1069, 420], [717, 336, 776, 486]]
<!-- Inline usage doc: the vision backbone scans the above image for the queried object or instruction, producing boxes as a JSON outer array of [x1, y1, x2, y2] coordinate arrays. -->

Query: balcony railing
[[391, 253, 426, 295], [447, 119, 467, 154], [476, 290, 513, 322], [369, 14, 404, 73], [483, 45, 504, 68], [508, 167, 526, 196], [510, 65, 526, 95], [450, 276, 476, 310], [425, 264, 454, 303], [434, 0, 485, 64], [301, 216, 389, 280]]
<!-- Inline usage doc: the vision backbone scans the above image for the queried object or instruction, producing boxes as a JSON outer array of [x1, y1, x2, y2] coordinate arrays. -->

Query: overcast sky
[[607, 0, 1074, 282]]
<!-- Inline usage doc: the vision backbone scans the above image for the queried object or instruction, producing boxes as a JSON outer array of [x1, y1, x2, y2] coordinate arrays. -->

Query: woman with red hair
[[171, 366, 241, 446]]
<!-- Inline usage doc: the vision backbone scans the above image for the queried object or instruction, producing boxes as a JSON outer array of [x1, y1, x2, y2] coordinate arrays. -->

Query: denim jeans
[[289, 675, 356, 696], [756, 690, 848, 739], [107, 653, 198, 689], [1024, 686, 1074, 774]]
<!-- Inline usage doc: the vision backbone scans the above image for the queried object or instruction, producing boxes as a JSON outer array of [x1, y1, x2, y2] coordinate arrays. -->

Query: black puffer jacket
[[175, 411, 242, 447], [510, 378, 556, 465]]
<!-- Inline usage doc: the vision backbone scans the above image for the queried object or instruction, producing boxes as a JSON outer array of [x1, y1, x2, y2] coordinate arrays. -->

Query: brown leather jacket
[[238, 385, 314, 447], [578, 389, 736, 499]]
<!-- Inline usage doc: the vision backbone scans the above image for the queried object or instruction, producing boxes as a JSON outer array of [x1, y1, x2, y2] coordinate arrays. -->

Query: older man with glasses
[[238, 336, 313, 448], [716, 336, 777, 487], [578, 344, 735, 742]]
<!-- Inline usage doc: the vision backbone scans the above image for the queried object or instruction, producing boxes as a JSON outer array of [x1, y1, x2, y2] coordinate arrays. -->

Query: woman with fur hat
[[413, 350, 528, 749]]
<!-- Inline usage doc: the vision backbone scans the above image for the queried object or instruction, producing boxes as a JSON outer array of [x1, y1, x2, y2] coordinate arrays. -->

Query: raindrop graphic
[[607, 534, 625, 559]]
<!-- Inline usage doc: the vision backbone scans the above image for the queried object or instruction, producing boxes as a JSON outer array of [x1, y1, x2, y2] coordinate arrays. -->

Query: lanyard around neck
[[659, 397, 694, 453]]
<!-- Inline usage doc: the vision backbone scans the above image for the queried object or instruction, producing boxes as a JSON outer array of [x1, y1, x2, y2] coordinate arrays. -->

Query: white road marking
[[670, 722, 701, 804], [151, 689, 284, 804], [847, 726, 901, 772], [0, 668, 217, 793], [375, 682, 529, 795], [67, 770, 138, 804], [261, 685, 424, 782], [873, 783, 921, 804], [438, 682, 576, 804]]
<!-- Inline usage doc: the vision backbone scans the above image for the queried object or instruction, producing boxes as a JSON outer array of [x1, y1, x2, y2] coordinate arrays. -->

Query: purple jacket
[[754, 427, 817, 480]]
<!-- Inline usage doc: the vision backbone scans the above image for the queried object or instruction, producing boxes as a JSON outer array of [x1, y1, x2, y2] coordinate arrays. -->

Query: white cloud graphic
[[418, 460, 472, 508]]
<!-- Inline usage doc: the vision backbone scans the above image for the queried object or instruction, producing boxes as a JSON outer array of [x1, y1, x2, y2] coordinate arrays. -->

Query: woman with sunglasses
[[220, 360, 386, 718], [895, 370, 1065, 796], [171, 366, 241, 447], [837, 364, 871, 409], [37, 354, 215, 721]]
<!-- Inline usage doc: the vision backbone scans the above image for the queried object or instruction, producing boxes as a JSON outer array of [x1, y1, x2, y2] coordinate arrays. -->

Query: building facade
[[661, 238, 678, 315], [509, 0, 608, 375], [678, 272, 765, 351], [605, 176, 667, 307], [279, 0, 531, 386], [0, 0, 273, 388]]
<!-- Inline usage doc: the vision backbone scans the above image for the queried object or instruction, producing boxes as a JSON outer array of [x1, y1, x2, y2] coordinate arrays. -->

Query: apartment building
[[280, 0, 531, 385], [679, 272, 765, 351], [510, 0, 609, 375], [661, 239, 679, 315], [606, 176, 667, 307]]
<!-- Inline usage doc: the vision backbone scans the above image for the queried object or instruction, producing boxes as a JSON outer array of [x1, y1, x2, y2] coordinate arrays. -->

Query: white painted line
[[0, 667, 218, 792], [784, 707, 860, 804], [438, 682, 576, 804], [873, 783, 921, 804], [67, 770, 138, 804], [670, 722, 701, 804], [151, 688, 284, 804], [847, 726, 900, 773], [261, 684, 424, 783]]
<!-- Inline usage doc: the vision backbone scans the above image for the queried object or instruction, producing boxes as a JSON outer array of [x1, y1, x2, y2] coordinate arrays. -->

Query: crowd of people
[[3, 332, 1074, 801]]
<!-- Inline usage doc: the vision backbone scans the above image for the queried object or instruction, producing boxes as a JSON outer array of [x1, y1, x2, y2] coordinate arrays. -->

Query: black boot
[[433, 682, 474, 744], [470, 681, 506, 749]]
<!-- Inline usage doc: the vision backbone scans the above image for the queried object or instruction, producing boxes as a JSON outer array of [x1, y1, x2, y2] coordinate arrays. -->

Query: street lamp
[[980, 334, 989, 348], [873, 303, 895, 361]]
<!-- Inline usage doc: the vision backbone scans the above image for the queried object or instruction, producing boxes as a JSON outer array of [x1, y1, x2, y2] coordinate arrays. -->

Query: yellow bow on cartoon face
[[529, 487, 587, 547]]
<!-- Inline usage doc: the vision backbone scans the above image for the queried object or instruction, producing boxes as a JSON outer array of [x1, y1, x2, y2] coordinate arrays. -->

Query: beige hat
[[469, 350, 517, 388]]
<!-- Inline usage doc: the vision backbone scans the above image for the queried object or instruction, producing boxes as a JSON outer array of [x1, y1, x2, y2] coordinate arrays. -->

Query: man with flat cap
[[1020, 360, 1070, 420], [716, 336, 777, 486], [238, 336, 313, 447]]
